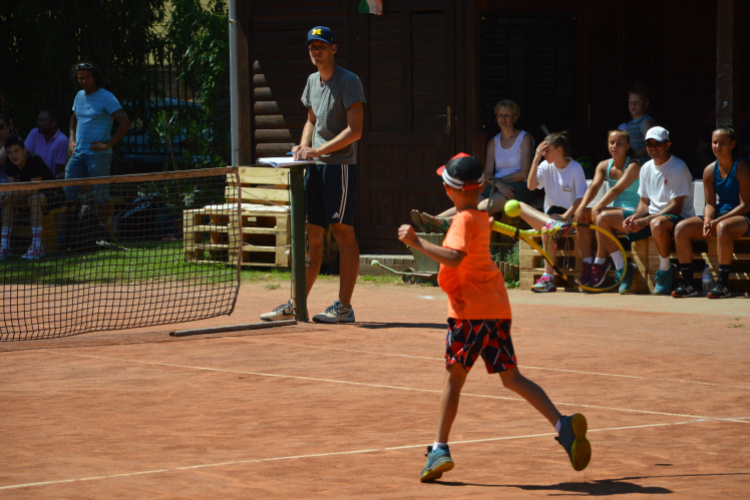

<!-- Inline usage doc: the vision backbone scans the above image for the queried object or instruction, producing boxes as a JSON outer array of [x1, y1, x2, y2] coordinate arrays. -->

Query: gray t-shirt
[[301, 66, 366, 165]]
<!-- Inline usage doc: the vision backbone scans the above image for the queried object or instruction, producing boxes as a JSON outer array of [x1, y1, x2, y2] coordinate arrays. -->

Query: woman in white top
[[413, 100, 534, 232], [513, 132, 588, 293]]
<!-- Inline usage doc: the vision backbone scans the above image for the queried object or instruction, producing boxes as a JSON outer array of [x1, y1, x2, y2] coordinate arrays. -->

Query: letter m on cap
[[313, 29, 322, 35]]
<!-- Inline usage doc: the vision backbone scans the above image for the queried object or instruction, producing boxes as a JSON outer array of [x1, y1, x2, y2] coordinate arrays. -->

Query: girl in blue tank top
[[574, 130, 643, 291], [673, 126, 750, 298]]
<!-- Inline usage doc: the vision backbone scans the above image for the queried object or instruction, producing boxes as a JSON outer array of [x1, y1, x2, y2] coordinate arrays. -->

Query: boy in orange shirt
[[398, 153, 591, 482]]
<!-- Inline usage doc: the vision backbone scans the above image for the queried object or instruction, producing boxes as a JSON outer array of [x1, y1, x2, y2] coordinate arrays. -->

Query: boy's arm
[[398, 225, 465, 268]]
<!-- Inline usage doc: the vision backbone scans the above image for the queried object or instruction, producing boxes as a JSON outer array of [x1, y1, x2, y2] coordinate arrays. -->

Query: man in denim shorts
[[261, 26, 365, 324], [63, 61, 131, 232]]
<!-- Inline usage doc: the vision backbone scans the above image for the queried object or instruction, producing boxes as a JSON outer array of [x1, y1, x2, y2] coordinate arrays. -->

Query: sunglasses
[[76, 63, 93, 70]]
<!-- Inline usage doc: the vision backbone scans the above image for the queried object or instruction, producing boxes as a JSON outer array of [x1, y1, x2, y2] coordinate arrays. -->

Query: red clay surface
[[2, 281, 749, 499]]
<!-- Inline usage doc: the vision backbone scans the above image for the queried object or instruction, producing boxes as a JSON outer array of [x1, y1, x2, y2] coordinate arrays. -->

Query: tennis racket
[[491, 219, 627, 292]]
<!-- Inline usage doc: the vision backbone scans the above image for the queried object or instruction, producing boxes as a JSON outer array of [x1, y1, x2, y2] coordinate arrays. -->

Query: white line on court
[[232, 337, 750, 390], [37, 349, 750, 424], [0, 417, 741, 491]]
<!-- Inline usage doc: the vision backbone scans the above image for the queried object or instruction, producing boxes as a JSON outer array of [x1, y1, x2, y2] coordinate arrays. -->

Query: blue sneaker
[[618, 262, 637, 294], [556, 414, 591, 471], [653, 265, 675, 295], [419, 445, 454, 482]]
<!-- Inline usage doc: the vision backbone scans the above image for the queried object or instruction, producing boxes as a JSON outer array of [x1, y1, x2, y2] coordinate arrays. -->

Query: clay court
[[2, 281, 749, 499]]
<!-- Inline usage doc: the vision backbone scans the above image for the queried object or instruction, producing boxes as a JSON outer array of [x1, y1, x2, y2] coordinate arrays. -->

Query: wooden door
[[356, 0, 456, 252]]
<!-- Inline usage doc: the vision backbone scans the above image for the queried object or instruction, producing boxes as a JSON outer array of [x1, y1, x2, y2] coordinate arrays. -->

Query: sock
[[542, 273, 554, 279], [583, 257, 593, 265], [680, 264, 694, 286], [432, 441, 447, 450], [718, 264, 731, 286], [659, 256, 671, 271], [32, 226, 43, 248], [555, 418, 562, 433], [1, 227, 10, 249], [610, 251, 625, 270], [594, 257, 606, 265]]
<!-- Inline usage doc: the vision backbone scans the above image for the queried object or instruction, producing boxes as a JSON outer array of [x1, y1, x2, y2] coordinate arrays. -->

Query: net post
[[289, 165, 307, 321]]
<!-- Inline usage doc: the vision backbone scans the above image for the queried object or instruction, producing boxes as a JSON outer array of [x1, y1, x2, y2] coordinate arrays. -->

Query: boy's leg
[[499, 367, 561, 426], [1, 197, 13, 258], [435, 362, 468, 443]]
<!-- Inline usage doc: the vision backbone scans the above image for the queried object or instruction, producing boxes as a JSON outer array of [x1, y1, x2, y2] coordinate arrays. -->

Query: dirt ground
[[1, 280, 749, 499]]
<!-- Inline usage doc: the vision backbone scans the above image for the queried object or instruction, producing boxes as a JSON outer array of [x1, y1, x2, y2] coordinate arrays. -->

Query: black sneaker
[[707, 283, 731, 299], [671, 282, 699, 298]]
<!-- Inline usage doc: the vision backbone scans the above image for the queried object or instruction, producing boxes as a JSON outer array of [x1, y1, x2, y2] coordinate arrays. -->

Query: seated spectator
[[673, 126, 750, 298], [0, 136, 56, 261], [619, 127, 695, 295], [512, 132, 588, 293], [625, 85, 657, 165], [574, 130, 641, 292], [695, 105, 750, 171], [25, 108, 69, 178], [412, 100, 534, 232], [0, 113, 9, 181]]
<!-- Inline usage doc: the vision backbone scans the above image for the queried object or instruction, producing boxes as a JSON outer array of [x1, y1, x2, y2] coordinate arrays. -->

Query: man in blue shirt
[[64, 62, 130, 214]]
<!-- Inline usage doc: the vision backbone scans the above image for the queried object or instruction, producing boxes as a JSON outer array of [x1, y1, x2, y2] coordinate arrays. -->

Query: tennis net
[[0, 167, 242, 341]]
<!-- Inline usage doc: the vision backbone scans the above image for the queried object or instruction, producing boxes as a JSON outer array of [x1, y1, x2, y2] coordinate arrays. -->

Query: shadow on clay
[[352, 322, 447, 330]]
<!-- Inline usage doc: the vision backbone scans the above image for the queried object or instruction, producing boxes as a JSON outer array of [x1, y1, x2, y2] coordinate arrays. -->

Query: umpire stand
[[288, 165, 307, 322]]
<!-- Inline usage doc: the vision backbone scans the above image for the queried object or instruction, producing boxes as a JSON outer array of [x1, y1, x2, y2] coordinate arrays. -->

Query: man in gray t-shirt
[[261, 26, 366, 325]]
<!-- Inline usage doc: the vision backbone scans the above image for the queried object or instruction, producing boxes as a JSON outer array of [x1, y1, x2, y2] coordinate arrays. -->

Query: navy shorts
[[305, 164, 358, 227], [627, 213, 684, 242], [445, 318, 517, 374]]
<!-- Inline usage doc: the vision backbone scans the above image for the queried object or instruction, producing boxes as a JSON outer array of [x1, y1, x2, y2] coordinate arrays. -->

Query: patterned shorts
[[445, 318, 517, 374]]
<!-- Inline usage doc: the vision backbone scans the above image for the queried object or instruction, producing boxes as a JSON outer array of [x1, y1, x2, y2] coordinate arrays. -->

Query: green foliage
[[0, 0, 166, 137], [163, 0, 228, 120]]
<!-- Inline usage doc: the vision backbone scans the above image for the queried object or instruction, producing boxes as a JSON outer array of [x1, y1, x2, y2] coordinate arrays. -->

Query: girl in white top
[[514, 132, 588, 293], [414, 100, 533, 232]]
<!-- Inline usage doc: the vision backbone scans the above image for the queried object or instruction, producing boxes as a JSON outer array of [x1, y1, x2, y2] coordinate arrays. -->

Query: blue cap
[[306, 26, 335, 45]]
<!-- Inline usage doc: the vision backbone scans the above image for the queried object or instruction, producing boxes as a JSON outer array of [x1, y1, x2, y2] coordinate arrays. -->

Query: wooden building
[[234, 0, 748, 252]]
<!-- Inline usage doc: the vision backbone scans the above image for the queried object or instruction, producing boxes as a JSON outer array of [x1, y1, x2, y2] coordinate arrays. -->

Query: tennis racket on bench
[[490, 219, 627, 293]]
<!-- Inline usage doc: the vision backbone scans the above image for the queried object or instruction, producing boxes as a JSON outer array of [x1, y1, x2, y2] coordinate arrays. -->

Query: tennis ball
[[371, 259, 380, 268], [504, 199, 521, 217]]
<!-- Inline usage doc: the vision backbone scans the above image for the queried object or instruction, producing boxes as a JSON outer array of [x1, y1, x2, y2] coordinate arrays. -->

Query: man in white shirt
[[622, 126, 694, 294]]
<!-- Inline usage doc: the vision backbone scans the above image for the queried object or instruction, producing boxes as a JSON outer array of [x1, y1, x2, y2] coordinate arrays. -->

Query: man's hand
[[68, 140, 76, 155], [398, 224, 418, 246], [629, 217, 649, 232], [89, 141, 110, 153], [293, 145, 319, 161]]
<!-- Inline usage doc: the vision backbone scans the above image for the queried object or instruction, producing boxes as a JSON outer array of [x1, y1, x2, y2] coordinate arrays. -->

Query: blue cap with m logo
[[307, 26, 334, 45]]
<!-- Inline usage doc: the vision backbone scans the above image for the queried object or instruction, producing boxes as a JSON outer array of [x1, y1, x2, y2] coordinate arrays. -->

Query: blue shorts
[[65, 153, 112, 203], [305, 164, 358, 227], [698, 214, 750, 237]]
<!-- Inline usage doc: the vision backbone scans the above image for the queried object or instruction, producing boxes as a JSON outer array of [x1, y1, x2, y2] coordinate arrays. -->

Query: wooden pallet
[[237, 205, 291, 268], [666, 237, 750, 294], [183, 206, 240, 265]]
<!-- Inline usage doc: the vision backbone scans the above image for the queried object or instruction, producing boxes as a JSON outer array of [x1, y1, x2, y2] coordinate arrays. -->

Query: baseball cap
[[307, 26, 335, 45], [645, 126, 670, 142], [436, 153, 485, 190]]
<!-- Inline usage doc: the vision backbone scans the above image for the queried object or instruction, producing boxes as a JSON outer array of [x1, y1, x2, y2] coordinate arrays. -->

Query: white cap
[[645, 126, 670, 142]]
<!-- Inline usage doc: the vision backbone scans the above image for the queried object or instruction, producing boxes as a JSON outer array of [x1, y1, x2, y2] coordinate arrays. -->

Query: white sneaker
[[21, 246, 45, 260], [312, 301, 355, 323], [260, 300, 296, 322]]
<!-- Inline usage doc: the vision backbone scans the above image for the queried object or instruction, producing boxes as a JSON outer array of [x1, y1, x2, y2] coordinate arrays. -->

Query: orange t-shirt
[[438, 210, 512, 320]]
